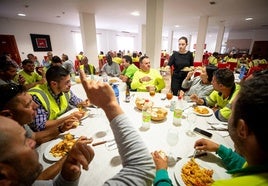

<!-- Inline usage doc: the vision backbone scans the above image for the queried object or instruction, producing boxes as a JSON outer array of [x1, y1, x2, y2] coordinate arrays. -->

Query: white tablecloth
[[36, 81, 234, 186]]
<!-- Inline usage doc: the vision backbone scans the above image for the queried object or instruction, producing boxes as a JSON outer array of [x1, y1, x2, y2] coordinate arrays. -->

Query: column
[[168, 30, 174, 54], [79, 12, 98, 68], [139, 24, 146, 54], [215, 22, 225, 53], [194, 16, 209, 63], [146, 0, 164, 68]]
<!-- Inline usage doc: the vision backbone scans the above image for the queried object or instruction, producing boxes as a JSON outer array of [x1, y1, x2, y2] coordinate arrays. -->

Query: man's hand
[[61, 137, 94, 181], [151, 150, 168, 171], [194, 138, 220, 152]]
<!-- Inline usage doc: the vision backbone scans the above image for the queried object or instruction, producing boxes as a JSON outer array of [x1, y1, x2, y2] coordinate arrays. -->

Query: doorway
[[0, 35, 21, 65]]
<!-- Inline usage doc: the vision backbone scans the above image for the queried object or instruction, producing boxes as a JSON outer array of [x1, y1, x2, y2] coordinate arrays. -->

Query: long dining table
[[36, 76, 234, 185]]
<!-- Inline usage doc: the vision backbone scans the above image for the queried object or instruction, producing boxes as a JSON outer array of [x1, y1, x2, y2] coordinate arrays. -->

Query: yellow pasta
[[50, 133, 77, 158], [194, 106, 209, 115], [181, 158, 214, 186]]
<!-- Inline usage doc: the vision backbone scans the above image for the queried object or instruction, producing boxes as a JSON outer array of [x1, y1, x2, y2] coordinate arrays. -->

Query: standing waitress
[[167, 36, 194, 96]]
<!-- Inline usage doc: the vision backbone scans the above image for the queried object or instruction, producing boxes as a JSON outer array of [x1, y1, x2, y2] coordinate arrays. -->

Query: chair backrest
[[258, 63, 268, 70], [217, 62, 229, 69], [193, 62, 202, 67], [227, 62, 238, 71]]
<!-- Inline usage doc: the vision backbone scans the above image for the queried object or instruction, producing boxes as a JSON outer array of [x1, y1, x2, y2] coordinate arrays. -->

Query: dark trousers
[[171, 72, 188, 96]]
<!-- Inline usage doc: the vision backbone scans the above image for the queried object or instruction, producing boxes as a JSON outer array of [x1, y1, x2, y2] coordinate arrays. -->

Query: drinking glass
[[186, 112, 196, 137], [165, 90, 173, 108], [166, 128, 179, 166], [149, 86, 156, 97]]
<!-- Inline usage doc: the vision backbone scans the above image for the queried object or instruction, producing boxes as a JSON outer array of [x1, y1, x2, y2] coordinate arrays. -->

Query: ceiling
[[0, 0, 268, 36]]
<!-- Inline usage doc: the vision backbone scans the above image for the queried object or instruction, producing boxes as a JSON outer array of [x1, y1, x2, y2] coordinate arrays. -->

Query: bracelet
[[58, 126, 64, 133]]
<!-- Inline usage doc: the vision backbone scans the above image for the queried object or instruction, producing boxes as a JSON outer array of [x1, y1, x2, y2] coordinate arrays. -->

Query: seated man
[[0, 83, 81, 180], [61, 53, 75, 74], [16, 59, 46, 90], [80, 56, 97, 75], [0, 56, 25, 85], [101, 54, 120, 77], [28, 66, 89, 131], [119, 55, 139, 88], [131, 55, 165, 92], [191, 68, 240, 122], [152, 73, 268, 186], [0, 116, 93, 185]]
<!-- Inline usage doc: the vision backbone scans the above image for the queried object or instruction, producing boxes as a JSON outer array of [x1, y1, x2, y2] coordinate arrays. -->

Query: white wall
[[0, 17, 80, 63], [1, 17, 268, 63]]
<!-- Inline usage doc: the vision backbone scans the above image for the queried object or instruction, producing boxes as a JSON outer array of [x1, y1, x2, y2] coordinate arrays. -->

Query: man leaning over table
[[79, 70, 155, 185], [28, 65, 89, 132], [151, 72, 268, 186], [131, 55, 165, 92], [0, 83, 79, 180], [190, 68, 240, 122]]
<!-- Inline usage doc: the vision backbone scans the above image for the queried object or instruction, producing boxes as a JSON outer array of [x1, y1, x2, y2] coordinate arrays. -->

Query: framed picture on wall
[[30, 34, 52, 51]]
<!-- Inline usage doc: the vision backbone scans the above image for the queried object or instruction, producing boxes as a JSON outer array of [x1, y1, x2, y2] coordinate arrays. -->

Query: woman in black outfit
[[168, 36, 194, 96]]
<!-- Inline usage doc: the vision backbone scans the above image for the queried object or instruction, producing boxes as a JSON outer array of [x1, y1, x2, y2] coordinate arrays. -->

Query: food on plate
[[135, 97, 153, 110], [182, 66, 194, 71], [49, 133, 77, 158], [109, 78, 119, 84], [181, 158, 214, 186], [194, 106, 210, 115], [151, 107, 168, 121]]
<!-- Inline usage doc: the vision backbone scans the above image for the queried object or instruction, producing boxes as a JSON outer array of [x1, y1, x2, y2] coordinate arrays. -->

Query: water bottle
[[125, 84, 130, 103], [173, 98, 183, 126], [239, 65, 246, 80], [112, 84, 120, 104], [142, 99, 152, 130]]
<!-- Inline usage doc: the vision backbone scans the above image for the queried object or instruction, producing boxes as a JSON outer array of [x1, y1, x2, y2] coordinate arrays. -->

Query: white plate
[[193, 106, 213, 116], [174, 157, 231, 186], [43, 139, 62, 162], [58, 108, 90, 120]]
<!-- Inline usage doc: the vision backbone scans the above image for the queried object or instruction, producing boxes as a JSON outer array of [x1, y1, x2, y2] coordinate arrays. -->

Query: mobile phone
[[193, 127, 213, 138]]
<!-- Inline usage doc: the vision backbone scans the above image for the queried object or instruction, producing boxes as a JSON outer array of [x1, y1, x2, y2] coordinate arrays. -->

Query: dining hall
[[0, 0, 268, 185]]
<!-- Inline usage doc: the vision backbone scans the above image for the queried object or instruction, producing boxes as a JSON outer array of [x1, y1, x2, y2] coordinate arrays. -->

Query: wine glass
[[186, 112, 196, 137], [166, 128, 179, 166], [165, 90, 173, 108]]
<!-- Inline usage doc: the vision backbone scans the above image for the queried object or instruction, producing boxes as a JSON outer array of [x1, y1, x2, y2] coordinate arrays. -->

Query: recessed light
[[174, 25, 180, 28], [245, 17, 253, 21], [17, 13, 26, 17], [131, 11, 140, 16]]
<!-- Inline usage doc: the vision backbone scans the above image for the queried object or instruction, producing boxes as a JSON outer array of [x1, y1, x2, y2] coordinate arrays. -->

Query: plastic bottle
[[112, 84, 120, 104], [173, 97, 183, 126], [142, 99, 152, 129], [125, 84, 130, 103]]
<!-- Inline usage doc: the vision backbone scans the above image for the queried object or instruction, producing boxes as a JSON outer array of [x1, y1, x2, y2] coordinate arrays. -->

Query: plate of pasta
[[44, 133, 77, 162], [174, 158, 231, 186], [193, 106, 213, 116]]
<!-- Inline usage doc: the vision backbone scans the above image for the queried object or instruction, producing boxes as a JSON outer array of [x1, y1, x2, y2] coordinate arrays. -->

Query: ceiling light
[[174, 25, 180, 28], [245, 17, 253, 21], [131, 11, 140, 16], [17, 13, 26, 17]]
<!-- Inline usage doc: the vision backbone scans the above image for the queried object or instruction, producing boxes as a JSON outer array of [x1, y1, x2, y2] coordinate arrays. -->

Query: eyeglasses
[[0, 83, 25, 110]]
